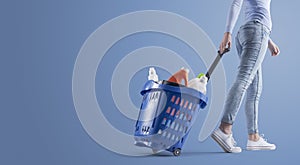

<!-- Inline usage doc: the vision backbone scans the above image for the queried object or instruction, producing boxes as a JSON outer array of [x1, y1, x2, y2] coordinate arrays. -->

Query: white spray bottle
[[148, 67, 159, 82], [188, 73, 208, 94]]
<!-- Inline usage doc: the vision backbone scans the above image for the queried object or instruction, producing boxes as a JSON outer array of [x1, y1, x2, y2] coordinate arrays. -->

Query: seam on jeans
[[253, 69, 259, 134]]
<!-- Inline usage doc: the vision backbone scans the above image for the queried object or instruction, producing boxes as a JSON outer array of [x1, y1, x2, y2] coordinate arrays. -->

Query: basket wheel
[[173, 148, 181, 156]]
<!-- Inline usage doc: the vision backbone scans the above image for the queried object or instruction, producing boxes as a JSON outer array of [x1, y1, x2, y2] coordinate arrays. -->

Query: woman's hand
[[219, 32, 232, 54], [268, 39, 280, 56]]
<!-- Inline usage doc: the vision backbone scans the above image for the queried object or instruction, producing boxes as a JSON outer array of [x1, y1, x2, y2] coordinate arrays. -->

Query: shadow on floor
[[146, 150, 225, 157]]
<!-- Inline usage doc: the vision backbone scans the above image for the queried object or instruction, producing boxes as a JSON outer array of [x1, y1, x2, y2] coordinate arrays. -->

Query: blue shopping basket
[[134, 80, 208, 156]]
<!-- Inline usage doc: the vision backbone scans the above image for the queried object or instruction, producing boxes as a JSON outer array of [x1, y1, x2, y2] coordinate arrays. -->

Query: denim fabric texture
[[221, 20, 270, 134]]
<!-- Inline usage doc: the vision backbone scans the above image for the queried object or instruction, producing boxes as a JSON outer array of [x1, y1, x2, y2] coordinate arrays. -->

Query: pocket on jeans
[[238, 26, 261, 46]]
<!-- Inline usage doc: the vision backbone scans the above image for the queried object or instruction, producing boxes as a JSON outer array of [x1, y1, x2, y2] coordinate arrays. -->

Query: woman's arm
[[220, 0, 243, 53], [225, 0, 244, 34]]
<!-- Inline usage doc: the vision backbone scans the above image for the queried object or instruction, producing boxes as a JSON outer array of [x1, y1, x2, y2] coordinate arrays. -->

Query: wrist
[[224, 32, 231, 35]]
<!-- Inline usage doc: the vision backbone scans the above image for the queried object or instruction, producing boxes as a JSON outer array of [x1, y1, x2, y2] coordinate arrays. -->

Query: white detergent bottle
[[188, 73, 208, 94], [148, 67, 159, 82]]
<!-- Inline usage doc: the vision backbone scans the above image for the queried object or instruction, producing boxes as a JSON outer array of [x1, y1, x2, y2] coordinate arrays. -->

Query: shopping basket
[[134, 48, 230, 156], [134, 80, 208, 156]]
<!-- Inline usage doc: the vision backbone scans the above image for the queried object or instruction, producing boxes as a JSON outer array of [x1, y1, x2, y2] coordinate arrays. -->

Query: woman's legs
[[220, 21, 269, 135]]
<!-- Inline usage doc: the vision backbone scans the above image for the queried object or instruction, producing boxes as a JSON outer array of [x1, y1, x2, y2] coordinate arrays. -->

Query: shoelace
[[260, 134, 268, 142]]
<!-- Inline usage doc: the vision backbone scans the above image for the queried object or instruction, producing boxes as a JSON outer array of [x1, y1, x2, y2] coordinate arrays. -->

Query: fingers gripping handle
[[217, 47, 230, 55], [205, 48, 230, 81]]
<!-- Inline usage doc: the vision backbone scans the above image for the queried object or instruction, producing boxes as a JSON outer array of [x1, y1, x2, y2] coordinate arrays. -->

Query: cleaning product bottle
[[167, 67, 189, 86], [188, 73, 208, 94], [148, 67, 159, 82]]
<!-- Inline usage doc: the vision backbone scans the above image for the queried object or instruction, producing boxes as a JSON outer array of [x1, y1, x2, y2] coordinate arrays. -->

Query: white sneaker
[[246, 134, 276, 151], [211, 128, 242, 153]]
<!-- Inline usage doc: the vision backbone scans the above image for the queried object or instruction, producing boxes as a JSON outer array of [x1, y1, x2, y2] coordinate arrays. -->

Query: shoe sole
[[246, 146, 276, 151], [211, 132, 231, 153]]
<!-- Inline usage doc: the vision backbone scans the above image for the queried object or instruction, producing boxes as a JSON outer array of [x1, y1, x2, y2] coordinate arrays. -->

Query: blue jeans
[[221, 21, 270, 134]]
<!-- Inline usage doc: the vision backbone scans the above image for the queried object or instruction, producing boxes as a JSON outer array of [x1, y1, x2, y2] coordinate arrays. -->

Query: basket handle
[[205, 48, 230, 81]]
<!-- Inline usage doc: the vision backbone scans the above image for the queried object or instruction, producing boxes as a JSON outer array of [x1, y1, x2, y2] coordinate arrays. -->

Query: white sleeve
[[225, 0, 244, 33]]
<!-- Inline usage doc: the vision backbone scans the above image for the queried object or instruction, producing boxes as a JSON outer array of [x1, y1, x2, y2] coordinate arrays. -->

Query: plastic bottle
[[167, 67, 189, 86], [148, 67, 159, 82], [188, 73, 208, 94]]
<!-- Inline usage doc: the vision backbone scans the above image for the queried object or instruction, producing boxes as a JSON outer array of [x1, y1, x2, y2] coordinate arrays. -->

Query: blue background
[[3, 0, 299, 164]]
